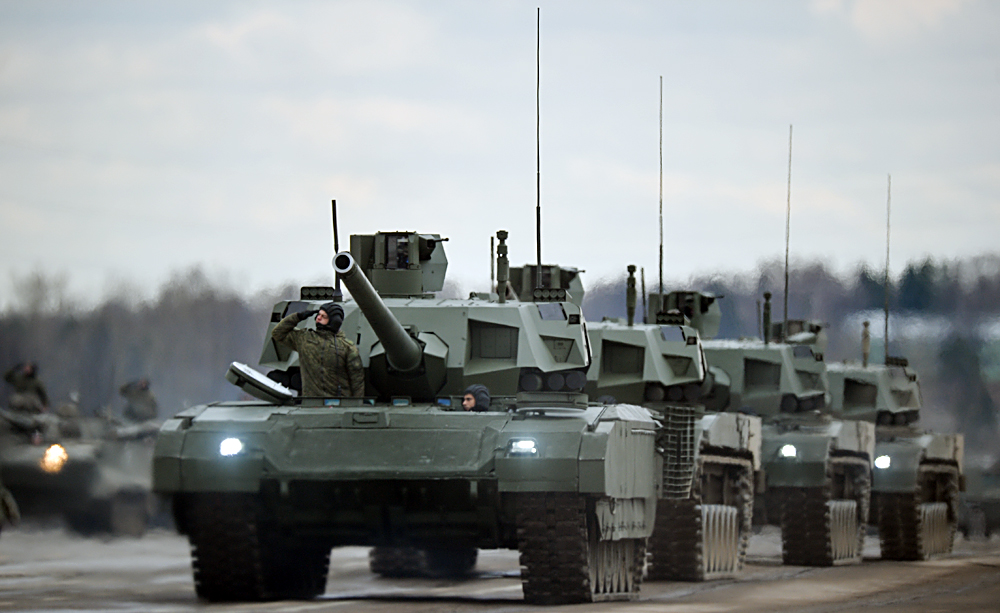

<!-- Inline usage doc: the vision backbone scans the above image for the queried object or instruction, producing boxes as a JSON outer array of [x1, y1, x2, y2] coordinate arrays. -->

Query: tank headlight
[[40, 444, 69, 473], [220, 437, 244, 457], [875, 455, 891, 469], [779, 444, 797, 458], [507, 438, 538, 457]]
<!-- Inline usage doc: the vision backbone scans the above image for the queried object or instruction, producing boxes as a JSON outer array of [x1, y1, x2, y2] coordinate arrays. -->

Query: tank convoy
[[0, 408, 158, 536], [662, 290, 874, 567], [577, 266, 760, 581], [152, 229, 673, 604], [827, 345, 964, 560]]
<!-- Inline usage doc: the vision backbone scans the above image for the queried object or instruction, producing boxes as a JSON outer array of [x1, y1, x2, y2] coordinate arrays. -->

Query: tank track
[[780, 456, 870, 566], [514, 492, 643, 604], [878, 463, 959, 560], [647, 454, 753, 581], [185, 493, 330, 601]]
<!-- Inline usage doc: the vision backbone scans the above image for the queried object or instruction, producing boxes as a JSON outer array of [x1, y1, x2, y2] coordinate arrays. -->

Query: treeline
[[2, 256, 998, 460], [0, 268, 283, 418]]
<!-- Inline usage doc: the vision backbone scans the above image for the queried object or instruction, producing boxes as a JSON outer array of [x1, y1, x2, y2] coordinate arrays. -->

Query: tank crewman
[[271, 302, 364, 397], [462, 384, 491, 412], [3, 362, 48, 414], [120, 378, 158, 422]]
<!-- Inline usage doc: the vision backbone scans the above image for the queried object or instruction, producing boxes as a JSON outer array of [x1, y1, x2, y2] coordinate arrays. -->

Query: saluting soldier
[[3, 362, 48, 414], [271, 302, 365, 397], [120, 378, 158, 422]]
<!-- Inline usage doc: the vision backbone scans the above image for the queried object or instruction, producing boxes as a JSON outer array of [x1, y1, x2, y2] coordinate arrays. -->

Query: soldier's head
[[317, 302, 344, 332], [24, 362, 37, 377], [462, 384, 491, 412]]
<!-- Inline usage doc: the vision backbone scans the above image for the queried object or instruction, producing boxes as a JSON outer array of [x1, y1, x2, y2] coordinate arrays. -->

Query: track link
[[780, 457, 870, 566], [515, 492, 643, 604], [185, 493, 330, 601], [878, 463, 959, 560], [647, 455, 753, 581]]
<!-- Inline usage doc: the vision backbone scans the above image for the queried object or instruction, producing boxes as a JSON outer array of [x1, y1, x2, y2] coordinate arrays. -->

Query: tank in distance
[[0, 408, 157, 537], [658, 290, 874, 568], [153, 229, 660, 604], [827, 347, 963, 561]]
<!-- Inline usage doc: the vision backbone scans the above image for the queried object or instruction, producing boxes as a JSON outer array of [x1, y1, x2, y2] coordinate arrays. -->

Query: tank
[[581, 266, 761, 581], [0, 408, 158, 536], [665, 291, 874, 567], [153, 230, 663, 604], [828, 349, 964, 559]]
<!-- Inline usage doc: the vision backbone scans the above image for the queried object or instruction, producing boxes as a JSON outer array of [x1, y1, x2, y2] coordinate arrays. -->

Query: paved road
[[0, 525, 997, 612]]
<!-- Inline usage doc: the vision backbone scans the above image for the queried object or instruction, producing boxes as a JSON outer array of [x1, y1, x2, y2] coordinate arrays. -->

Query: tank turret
[[648, 291, 721, 339], [334, 250, 444, 399]]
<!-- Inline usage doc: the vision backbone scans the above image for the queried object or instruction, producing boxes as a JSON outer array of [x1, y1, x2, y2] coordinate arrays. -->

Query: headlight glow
[[39, 444, 69, 473], [220, 437, 244, 457], [779, 444, 797, 458], [507, 438, 538, 457], [875, 455, 891, 469]]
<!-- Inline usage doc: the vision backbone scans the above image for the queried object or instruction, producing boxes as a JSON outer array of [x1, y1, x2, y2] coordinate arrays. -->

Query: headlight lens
[[40, 444, 69, 473], [875, 455, 891, 469], [779, 444, 797, 458], [507, 438, 538, 457], [219, 437, 244, 457]]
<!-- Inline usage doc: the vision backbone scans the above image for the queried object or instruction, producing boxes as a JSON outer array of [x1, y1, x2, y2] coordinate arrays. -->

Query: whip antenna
[[535, 7, 542, 289], [884, 173, 891, 362], [658, 76, 664, 299], [783, 124, 792, 340]]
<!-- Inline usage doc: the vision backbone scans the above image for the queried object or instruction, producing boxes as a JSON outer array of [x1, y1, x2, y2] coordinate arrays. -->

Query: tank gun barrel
[[334, 251, 423, 373]]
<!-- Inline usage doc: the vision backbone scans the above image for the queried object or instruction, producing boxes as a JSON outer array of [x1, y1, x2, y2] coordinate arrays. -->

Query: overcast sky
[[1, 0, 997, 308]]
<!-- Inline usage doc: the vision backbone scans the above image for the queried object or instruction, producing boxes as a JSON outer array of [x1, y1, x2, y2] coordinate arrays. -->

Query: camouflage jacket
[[271, 312, 365, 398], [3, 367, 48, 407]]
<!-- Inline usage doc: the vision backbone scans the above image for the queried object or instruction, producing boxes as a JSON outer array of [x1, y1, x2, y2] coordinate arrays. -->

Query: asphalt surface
[[0, 524, 998, 613]]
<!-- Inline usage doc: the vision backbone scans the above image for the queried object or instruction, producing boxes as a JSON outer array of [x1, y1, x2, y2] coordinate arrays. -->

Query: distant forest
[[2, 254, 999, 462]]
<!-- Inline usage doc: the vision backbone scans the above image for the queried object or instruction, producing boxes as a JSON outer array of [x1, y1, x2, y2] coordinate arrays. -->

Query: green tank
[[666, 291, 874, 567], [827, 346, 964, 560], [0, 409, 158, 536], [582, 267, 760, 581], [153, 230, 662, 604]]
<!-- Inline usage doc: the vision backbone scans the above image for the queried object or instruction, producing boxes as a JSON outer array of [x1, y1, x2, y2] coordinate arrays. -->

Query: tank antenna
[[640, 267, 648, 324], [658, 75, 664, 299], [884, 173, 891, 362], [535, 7, 543, 290], [783, 124, 792, 341], [490, 235, 495, 293], [331, 199, 343, 301]]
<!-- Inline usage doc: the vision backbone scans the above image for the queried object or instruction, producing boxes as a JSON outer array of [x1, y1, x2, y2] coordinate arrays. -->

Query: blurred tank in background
[[0, 405, 158, 536]]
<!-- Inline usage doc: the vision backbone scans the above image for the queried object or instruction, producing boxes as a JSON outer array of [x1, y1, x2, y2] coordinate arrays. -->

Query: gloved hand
[[298, 309, 319, 321]]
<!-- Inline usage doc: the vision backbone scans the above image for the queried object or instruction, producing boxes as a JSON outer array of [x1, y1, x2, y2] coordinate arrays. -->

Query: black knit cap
[[463, 384, 491, 411], [319, 302, 344, 318]]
